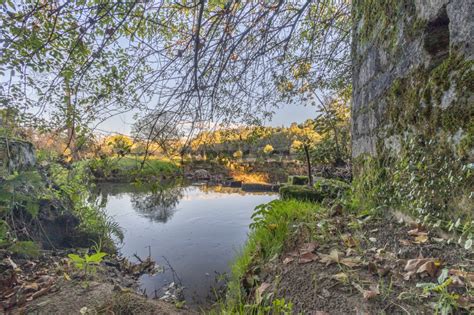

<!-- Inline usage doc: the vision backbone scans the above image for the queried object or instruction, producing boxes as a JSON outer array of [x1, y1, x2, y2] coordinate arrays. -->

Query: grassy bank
[[215, 187, 474, 314], [88, 155, 181, 181], [215, 199, 322, 313]]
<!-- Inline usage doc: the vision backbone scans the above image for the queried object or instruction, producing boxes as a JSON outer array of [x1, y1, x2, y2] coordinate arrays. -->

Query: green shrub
[[287, 175, 309, 185]]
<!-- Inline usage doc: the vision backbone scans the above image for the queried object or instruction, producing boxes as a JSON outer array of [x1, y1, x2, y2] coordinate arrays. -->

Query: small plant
[[249, 203, 273, 230], [270, 298, 293, 314], [241, 297, 294, 314], [68, 250, 107, 276], [416, 268, 459, 315]]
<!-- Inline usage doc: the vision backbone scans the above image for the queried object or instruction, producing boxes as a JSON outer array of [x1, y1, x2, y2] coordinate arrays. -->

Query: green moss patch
[[280, 178, 350, 202], [280, 185, 323, 202]]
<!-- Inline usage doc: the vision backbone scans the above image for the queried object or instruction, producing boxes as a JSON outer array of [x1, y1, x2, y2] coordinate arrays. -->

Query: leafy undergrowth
[[216, 200, 474, 314]]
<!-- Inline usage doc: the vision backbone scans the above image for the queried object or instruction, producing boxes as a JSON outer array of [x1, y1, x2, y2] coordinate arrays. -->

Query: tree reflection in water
[[130, 184, 184, 223], [92, 181, 185, 223]]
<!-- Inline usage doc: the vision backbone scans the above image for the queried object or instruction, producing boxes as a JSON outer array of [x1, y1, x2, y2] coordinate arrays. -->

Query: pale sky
[[97, 102, 317, 135]]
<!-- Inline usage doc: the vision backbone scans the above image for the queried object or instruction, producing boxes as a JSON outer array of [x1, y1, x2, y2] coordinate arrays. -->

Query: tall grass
[[214, 199, 321, 313]]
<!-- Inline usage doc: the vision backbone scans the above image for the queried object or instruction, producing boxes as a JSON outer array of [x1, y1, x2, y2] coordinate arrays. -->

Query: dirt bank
[[1, 250, 197, 314], [239, 208, 473, 314]]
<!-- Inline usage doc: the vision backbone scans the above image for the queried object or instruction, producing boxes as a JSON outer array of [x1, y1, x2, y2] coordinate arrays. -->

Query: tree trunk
[[64, 78, 79, 162], [304, 144, 313, 186]]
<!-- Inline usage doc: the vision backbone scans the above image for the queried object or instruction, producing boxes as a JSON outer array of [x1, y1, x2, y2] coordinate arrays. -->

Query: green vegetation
[[280, 185, 324, 202], [49, 161, 124, 246], [0, 155, 124, 254], [280, 178, 350, 203], [68, 250, 107, 276], [219, 200, 321, 313], [0, 171, 48, 253], [352, 51, 474, 247], [313, 178, 350, 200], [416, 269, 460, 315], [88, 156, 181, 181]]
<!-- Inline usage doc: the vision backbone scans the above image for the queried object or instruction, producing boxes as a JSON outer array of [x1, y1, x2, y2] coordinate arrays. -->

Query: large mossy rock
[[279, 178, 350, 202], [0, 137, 36, 177], [242, 182, 280, 192], [352, 1, 473, 219], [313, 178, 351, 200]]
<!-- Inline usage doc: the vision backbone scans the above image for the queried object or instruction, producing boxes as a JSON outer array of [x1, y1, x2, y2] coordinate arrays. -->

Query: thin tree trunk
[[64, 78, 79, 162], [304, 144, 313, 186], [332, 127, 345, 166]]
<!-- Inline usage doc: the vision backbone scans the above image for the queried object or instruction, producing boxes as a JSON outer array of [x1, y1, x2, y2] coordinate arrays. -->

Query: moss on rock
[[280, 178, 350, 203]]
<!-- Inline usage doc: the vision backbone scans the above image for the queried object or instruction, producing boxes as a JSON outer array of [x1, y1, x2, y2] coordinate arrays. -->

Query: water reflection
[[92, 181, 185, 223], [130, 185, 184, 223], [94, 182, 278, 305]]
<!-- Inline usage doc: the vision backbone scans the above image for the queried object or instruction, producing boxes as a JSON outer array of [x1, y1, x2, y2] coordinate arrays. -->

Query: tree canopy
[[1, 0, 351, 146]]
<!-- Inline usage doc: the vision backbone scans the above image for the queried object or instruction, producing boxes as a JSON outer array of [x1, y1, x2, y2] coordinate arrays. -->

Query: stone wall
[[0, 138, 36, 176], [351, 0, 473, 219]]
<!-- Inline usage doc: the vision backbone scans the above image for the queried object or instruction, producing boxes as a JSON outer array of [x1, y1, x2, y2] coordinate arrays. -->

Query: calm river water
[[93, 182, 277, 304]]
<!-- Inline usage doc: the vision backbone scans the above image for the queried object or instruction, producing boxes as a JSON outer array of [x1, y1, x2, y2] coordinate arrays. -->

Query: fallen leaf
[[286, 250, 299, 258], [414, 234, 429, 244], [319, 249, 342, 266], [22, 283, 39, 293], [298, 252, 318, 264], [417, 260, 438, 277], [408, 228, 428, 237], [353, 282, 380, 300], [399, 239, 412, 246], [340, 256, 362, 268], [282, 257, 294, 265], [404, 258, 429, 272], [449, 269, 474, 287], [255, 282, 271, 304], [404, 258, 442, 280], [368, 237, 377, 243], [407, 227, 430, 243], [319, 249, 361, 268], [341, 234, 358, 248], [362, 285, 380, 300], [458, 295, 474, 310], [63, 273, 71, 281], [345, 248, 356, 256], [299, 242, 318, 254]]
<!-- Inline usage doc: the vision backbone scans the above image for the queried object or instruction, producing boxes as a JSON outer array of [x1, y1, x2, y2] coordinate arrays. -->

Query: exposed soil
[[1, 250, 197, 314], [253, 210, 474, 314]]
